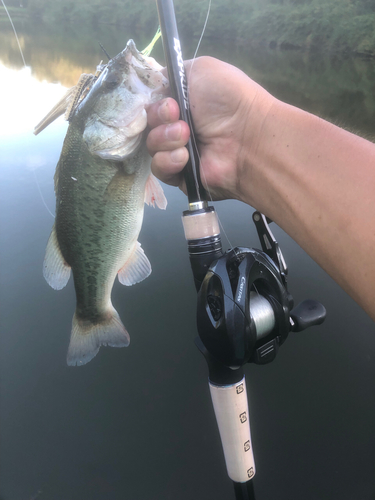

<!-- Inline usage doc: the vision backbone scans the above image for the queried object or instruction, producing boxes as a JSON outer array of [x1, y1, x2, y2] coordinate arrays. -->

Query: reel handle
[[290, 299, 326, 331]]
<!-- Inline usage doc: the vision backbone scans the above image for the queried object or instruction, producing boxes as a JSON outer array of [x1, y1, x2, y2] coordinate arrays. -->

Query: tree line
[[2, 0, 375, 55]]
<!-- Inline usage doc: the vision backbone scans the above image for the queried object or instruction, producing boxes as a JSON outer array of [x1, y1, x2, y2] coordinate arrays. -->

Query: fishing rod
[[155, 1, 326, 498]]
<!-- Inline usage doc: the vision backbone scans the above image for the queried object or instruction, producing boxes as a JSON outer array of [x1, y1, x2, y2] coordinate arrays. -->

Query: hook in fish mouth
[[99, 42, 111, 61], [34, 36, 165, 135]]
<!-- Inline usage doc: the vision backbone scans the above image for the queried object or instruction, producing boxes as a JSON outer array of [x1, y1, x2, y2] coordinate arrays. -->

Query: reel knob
[[290, 299, 326, 332]]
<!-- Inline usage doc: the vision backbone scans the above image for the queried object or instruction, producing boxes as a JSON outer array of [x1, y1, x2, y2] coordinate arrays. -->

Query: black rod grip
[[156, 0, 206, 204]]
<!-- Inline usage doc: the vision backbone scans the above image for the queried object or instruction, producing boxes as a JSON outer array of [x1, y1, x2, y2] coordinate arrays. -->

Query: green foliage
[[235, 0, 375, 54], [21, 0, 375, 55], [27, 0, 156, 27]]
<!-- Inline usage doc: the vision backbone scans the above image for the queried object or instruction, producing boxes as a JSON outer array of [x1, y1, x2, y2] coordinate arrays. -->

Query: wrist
[[235, 84, 279, 209]]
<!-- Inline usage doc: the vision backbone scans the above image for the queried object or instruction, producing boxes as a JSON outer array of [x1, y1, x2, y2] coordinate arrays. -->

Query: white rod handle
[[209, 376, 256, 483]]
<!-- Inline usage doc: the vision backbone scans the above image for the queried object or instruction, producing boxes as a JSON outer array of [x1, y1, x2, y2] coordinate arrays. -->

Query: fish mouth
[[122, 40, 169, 93], [107, 40, 141, 71], [81, 39, 168, 113]]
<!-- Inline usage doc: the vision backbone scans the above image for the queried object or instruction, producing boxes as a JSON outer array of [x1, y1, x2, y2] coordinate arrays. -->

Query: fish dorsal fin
[[144, 174, 167, 209], [34, 86, 76, 135], [43, 224, 71, 289], [118, 241, 151, 286], [34, 73, 95, 135]]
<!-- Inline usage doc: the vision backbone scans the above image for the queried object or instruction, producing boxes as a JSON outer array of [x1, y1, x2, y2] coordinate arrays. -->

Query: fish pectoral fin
[[67, 307, 130, 367], [118, 241, 151, 286], [43, 224, 71, 290], [144, 173, 167, 209]]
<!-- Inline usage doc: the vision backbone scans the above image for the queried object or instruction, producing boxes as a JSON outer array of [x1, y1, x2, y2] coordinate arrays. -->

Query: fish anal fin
[[118, 241, 151, 286], [67, 307, 130, 366], [144, 173, 167, 209], [43, 225, 71, 290]]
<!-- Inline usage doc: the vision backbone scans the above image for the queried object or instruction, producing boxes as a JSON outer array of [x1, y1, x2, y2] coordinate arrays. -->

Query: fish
[[38, 39, 169, 366]]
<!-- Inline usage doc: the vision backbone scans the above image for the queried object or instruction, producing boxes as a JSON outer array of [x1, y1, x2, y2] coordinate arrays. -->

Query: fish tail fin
[[67, 307, 130, 366]]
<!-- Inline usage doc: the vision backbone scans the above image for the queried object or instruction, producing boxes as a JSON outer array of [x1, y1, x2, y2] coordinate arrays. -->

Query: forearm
[[241, 100, 375, 319]]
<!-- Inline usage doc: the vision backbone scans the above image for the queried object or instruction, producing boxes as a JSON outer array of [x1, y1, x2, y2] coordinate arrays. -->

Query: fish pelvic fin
[[43, 224, 71, 290], [118, 241, 151, 286], [67, 307, 130, 366], [144, 173, 167, 209]]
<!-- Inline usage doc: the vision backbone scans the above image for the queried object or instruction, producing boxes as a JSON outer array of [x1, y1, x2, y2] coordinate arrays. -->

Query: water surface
[[1, 17, 375, 500]]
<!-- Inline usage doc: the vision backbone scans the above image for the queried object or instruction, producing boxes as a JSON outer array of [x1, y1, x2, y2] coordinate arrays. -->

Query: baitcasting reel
[[182, 208, 327, 494], [196, 212, 326, 370]]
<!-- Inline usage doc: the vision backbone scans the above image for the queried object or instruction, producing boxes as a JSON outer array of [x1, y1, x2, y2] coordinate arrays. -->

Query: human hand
[[148, 57, 375, 322], [146, 56, 276, 203]]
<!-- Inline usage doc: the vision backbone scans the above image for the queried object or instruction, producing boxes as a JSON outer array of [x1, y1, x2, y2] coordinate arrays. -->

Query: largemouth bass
[[38, 40, 168, 366]]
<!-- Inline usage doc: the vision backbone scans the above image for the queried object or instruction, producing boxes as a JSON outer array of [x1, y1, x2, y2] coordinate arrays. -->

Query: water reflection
[[200, 39, 375, 137], [2, 21, 375, 136], [0, 64, 67, 136], [0, 22, 163, 86], [1, 19, 375, 500]]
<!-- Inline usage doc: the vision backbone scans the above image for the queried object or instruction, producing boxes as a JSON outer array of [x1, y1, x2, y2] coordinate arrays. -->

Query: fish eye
[[104, 77, 120, 89], [104, 70, 121, 89]]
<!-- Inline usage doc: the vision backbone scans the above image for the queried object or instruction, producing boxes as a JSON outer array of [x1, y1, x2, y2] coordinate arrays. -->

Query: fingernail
[[166, 122, 182, 141], [157, 100, 170, 122], [170, 148, 186, 163]]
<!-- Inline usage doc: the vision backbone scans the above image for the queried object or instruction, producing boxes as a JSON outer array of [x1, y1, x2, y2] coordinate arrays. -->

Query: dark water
[[1, 16, 375, 500]]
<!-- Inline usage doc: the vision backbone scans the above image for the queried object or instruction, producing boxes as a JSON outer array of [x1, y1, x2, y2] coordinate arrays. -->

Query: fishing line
[[187, 105, 235, 251], [2, 0, 55, 219], [192, 0, 211, 63], [32, 169, 55, 218], [187, 0, 235, 251], [1, 0, 27, 67]]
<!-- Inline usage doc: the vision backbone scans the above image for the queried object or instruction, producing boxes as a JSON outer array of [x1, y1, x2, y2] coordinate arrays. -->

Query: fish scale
[[57, 129, 148, 317], [41, 40, 169, 366]]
